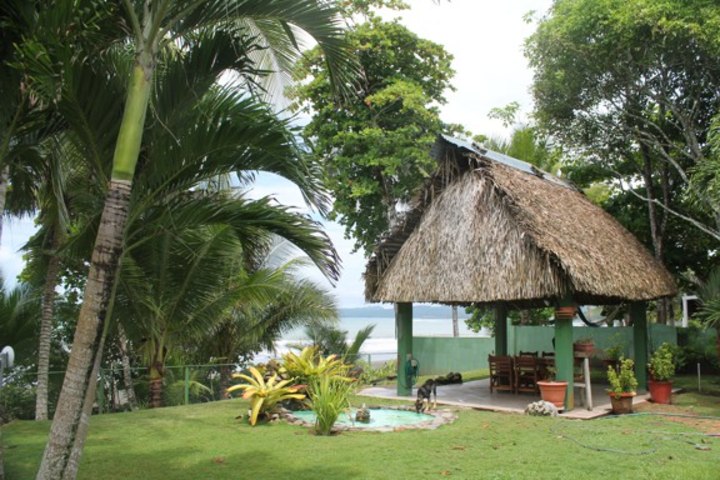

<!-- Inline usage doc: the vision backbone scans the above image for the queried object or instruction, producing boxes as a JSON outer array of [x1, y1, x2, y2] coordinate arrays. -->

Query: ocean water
[[267, 315, 490, 364]]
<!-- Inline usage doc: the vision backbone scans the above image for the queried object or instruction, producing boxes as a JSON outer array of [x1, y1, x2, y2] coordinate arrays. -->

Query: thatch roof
[[364, 136, 677, 307]]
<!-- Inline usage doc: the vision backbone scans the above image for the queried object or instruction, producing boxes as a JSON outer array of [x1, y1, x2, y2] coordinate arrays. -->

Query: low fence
[[1, 364, 240, 420]]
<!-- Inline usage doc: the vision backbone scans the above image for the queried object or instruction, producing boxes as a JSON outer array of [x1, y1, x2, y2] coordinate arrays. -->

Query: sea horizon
[[258, 314, 491, 365]]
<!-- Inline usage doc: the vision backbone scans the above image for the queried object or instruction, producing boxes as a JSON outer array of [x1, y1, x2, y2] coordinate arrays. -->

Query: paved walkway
[[358, 379, 653, 420]]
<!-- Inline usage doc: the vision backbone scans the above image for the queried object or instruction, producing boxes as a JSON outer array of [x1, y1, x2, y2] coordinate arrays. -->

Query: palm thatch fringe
[[365, 137, 676, 307]]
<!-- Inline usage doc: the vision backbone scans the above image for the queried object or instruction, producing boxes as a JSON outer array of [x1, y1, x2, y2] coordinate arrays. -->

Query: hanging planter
[[554, 305, 577, 320]]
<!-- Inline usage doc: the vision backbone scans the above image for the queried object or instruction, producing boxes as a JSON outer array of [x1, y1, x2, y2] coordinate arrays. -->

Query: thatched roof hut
[[365, 135, 676, 307]]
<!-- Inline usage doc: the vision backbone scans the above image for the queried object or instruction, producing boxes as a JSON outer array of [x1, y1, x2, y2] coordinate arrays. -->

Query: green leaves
[[291, 17, 454, 253], [227, 366, 305, 426]]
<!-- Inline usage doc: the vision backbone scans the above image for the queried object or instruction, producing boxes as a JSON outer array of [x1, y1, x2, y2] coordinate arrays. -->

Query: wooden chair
[[488, 355, 515, 393], [515, 355, 540, 394], [519, 350, 538, 357], [538, 355, 555, 381]]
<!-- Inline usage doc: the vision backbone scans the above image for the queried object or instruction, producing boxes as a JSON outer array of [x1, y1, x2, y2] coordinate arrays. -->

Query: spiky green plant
[[227, 366, 305, 426], [281, 346, 350, 386], [309, 374, 353, 436]]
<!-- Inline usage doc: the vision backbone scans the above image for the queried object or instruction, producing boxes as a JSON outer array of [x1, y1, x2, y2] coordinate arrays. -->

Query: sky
[[0, 0, 554, 307]]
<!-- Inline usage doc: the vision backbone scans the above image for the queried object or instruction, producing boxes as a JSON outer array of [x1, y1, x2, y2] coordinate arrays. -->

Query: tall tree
[[290, 4, 456, 253], [526, 0, 720, 243], [24, 2, 355, 478]]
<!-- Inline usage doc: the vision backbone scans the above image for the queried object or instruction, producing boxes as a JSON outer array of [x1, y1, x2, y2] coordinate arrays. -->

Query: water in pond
[[292, 409, 434, 429]]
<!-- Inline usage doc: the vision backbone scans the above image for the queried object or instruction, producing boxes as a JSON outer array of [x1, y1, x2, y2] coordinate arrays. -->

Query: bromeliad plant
[[282, 346, 351, 386], [227, 367, 305, 426]]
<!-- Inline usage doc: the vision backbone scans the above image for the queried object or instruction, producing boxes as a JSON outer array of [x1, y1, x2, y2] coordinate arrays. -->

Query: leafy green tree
[[526, 0, 720, 246], [290, 6, 456, 253]]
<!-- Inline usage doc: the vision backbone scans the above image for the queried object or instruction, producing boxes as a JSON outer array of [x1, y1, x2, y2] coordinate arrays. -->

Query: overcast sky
[[0, 0, 553, 307]]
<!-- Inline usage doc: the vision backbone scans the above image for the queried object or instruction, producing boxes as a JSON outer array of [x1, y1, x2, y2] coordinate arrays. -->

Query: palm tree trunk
[[0, 164, 8, 243], [35, 245, 61, 420], [36, 179, 132, 480], [148, 363, 164, 408], [219, 365, 231, 399], [65, 331, 108, 480], [37, 53, 152, 480], [116, 325, 138, 410]]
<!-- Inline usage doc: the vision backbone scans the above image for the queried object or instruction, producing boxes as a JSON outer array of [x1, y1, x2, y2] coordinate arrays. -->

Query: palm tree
[[305, 323, 376, 364], [115, 226, 278, 408], [0, 277, 40, 365], [190, 241, 339, 394], [696, 267, 720, 362], [32, 4, 355, 476]]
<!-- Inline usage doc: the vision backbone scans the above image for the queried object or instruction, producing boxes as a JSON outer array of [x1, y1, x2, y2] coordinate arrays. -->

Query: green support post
[[555, 317, 574, 411], [494, 303, 508, 355], [184, 367, 190, 405], [631, 301, 648, 392], [396, 302, 413, 397]]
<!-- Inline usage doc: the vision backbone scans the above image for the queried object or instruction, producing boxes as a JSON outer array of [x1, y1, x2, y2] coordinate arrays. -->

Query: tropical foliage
[[607, 358, 638, 398], [648, 343, 676, 382], [282, 347, 351, 387], [308, 374, 354, 435], [290, 3, 456, 253], [227, 366, 305, 426]]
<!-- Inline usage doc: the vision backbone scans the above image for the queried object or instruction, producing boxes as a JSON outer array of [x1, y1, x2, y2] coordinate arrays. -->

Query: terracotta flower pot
[[608, 391, 635, 414], [538, 380, 568, 409], [648, 380, 672, 404], [554, 306, 577, 320], [573, 342, 594, 355]]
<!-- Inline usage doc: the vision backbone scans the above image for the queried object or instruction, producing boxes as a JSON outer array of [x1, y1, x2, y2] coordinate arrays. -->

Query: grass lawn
[[3, 383, 719, 480]]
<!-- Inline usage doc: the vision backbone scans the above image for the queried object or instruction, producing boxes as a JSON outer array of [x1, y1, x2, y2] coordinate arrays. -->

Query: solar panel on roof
[[439, 134, 572, 189]]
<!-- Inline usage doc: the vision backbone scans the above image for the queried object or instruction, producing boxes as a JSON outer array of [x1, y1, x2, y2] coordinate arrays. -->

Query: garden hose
[[549, 412, 719, 455]]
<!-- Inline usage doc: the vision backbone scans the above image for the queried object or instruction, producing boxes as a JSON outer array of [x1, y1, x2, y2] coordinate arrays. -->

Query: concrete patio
[[358, 379, 653, 419]]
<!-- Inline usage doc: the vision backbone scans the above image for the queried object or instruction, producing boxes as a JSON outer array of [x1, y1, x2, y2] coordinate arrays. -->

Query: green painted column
[[396, 302, 413, 396], [631, 301, 648, 392], [554, 318, 574, 410], [494, 303, 508, 355]]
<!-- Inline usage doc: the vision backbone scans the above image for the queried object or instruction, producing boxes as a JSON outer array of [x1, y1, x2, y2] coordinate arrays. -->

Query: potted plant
[[554, 305, 577, 320], [573, 337, 595, 356], [647, 343, 675, 404], [607, 357, 638, 414], [601, 342, 623, 372], [537, 367, 568, 410]]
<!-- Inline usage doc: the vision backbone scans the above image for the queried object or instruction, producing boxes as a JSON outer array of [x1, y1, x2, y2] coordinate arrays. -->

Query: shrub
[[356, 359, 397, 385], [607, 357, 638, 398], [309, 374, 353, 435], [0, 383, 36, 423], [648, 343, 676, 382]]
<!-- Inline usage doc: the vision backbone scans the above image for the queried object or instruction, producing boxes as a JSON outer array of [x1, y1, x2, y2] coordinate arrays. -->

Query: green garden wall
[[414, 324, 679, 375], [413, 337, 494, 375]]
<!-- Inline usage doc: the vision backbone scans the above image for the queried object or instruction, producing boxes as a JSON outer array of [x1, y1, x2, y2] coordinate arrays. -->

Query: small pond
[[286, 407, 456, 432]]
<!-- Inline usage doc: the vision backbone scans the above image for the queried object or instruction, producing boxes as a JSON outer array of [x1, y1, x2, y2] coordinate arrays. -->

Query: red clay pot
[[538, 381, 568, 409], [554, 306, 577, 320], [648, 380, 672, 404]]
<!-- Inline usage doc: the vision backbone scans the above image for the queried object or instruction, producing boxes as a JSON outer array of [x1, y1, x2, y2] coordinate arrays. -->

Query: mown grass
[[3, 386, 719, 480]]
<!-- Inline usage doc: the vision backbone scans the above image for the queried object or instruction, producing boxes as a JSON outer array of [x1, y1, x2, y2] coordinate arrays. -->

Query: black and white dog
[[414, 379, 438, 413]]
